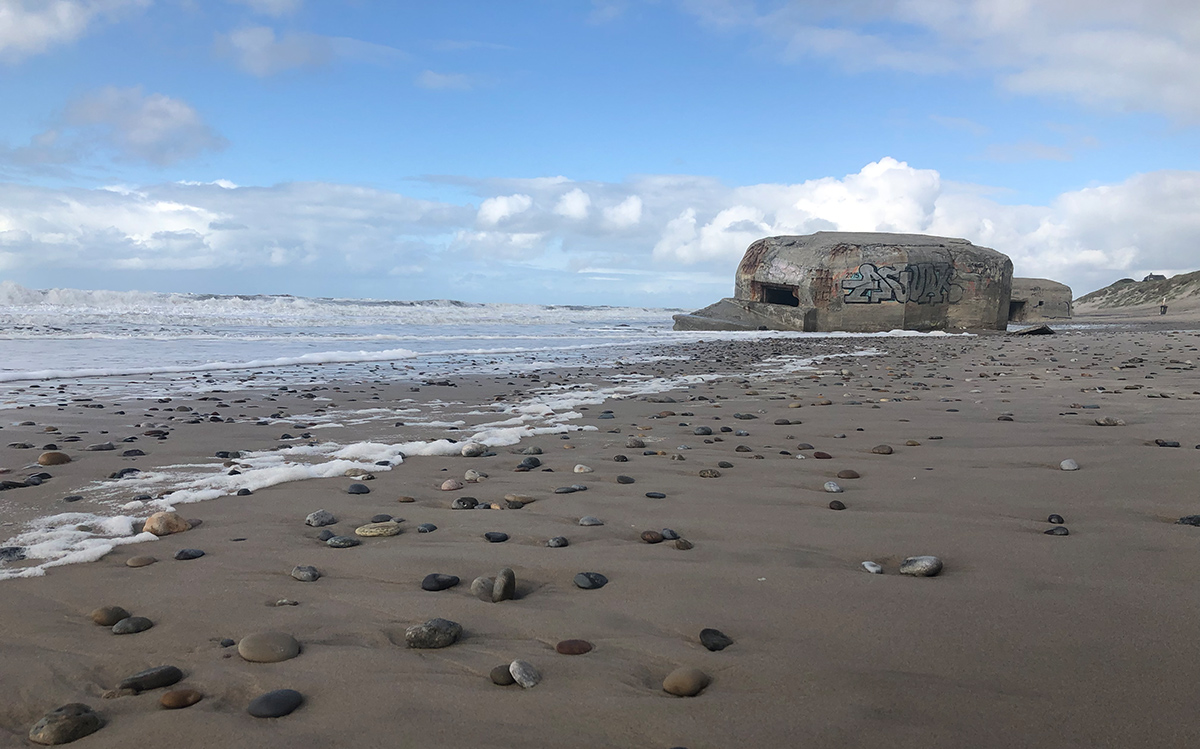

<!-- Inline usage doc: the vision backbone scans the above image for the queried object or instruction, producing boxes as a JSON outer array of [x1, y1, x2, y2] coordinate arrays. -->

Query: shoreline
[[3, 326, 1200, 747]]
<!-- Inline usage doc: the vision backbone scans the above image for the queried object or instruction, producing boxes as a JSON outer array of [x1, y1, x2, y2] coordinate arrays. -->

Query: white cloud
[[478, 193, 532, 225], [2, 160, 1200, 304], [59, 86, 226, 165], [415, 70, 473, 90], [554, 188, 591, 219], [0, 0, 147, 62], [218, 26, 331, 76], [228, 0, 301, 17], [603, 195, 642, 226]]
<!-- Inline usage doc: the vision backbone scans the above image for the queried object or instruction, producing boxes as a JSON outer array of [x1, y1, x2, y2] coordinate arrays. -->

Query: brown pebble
[[663, 667, 710, 697], [905, 440, 921, 446], [160, 689, 202, 709], [674, 539, 694, 550], [640, 530, 664, 544], [125, 556, 158, 568], [813, 451, 832, 459], [490, 664, 516, 686], [555, 639, 594, 655], [871, 444, 894, 455], [836, 469, 859, 479], [37, 451, 71, 466], [397, 495, 416, 503], [90, 606, 130, 626]]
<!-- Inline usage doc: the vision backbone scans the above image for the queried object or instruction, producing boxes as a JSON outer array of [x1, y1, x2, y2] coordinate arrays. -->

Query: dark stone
[[370, 514, 392, 523], [693, 426, 712, 435], [645, 492, 666, 499], [828, 500, 846, 511], [317, 529, 335, 541], [491, 664, 516, 686], [519, 457, 542, 469], [1177, 515, 1200, 526], [112, 616, 153, 635], [28, 704, 102, 745], [699, 628, 734, 651], [118, 665, 183, 692], [122, 447, 145, 455], [0, 546, 27, 562], [1155, 439, 1181, 448], [547, 536, 568, 547], [813, 451, 832, 459], [661, 528, 680, 540], [451, 497, 478, 509], [617, 475, 635, 484], [613, 455, 628, 462], [641, 530, 664, 544], [417, 523, 437, 533], [837, 469, 860, 479], [236, 488, 252, 496], [554, 486, 577, 494], [405, 618, 462, 648], [347, 483, 370, 494], [1044, 526, 1070, 536], [291, 565, 320, 582], [62, 496, 83, 503], [421, 573, 460, 591], [247, 689, 303, 718], [90, 606, 130, 626], [555, 639, 593, 655], [1048, 514, 1065, 524], [326, 536, 360, 548], [573, 572, 608, 589], [174, 548, 205, 560], [717, 461, 733, 468], [484, 532, 509, 543]]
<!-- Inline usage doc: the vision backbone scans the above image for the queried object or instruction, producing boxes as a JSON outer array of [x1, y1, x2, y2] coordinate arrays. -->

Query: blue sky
[[2, 0, 1199, 307]]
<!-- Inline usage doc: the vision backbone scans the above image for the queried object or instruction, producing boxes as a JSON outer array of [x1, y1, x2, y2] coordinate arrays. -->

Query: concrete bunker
[[1008, 278, 1072, 323], [674, 231, 1014, 333]]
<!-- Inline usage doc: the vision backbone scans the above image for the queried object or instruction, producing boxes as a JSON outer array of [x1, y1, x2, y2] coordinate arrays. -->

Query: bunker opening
[[758, 283, 799, 307], [1008, 300, 1026, 322]]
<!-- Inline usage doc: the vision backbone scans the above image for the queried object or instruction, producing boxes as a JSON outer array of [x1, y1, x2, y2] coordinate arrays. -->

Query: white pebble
[[509, 660, 541, 688], [1060, 459, 1079, 471], [861, 561, 883, 574], [573, 464, 593, 473], [824, 481, 843, 493]]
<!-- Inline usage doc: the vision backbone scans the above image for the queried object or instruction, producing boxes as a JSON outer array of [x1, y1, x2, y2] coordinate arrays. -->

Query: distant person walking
[[1160, 297, 1168, 315]]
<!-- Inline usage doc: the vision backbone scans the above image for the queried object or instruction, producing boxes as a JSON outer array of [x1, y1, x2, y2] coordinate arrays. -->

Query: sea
[[0, 281, 962, 579]]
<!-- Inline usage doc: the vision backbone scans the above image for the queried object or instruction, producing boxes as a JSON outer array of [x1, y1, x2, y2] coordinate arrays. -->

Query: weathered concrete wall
[[674, 232, 1012, 332], [1009, 278, 1072, 322]]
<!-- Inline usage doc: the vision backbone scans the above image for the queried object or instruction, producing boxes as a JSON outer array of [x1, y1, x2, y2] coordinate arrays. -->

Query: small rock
[[484, 531, 509, 543], [1044, 526, 1070, 536], [1156, 439, 1181, 448], [661, 528, 680, 540], [836, 469, 859, 479], [174, 548, 204, 560], [37, 451, 71, 466], [247, 689, 303, 718], [547, 536, 569, 548], [493, 568, 516, 602], [305, 509, 336, 527], [699, 628, 733, 652], [118, 665, 182, 692], [509, 660, 541, 688], [370, 514, 393, 523], [573, 571, 608, 589], [813, 451, 832, 459], [422, 573, 460, 592], [613, 454, 629, 462], [464, 469, 487, 482], [579, 516, 603, 526], [625, 437, 645, 449], [1048, 514, 1065, 524], [461, 442, 486, 457], [405, 618, 462, 648], [28, 704, 102, 745], [354, 521, 402, 537], [555, 639, 593, 655], [125, 556, 156, 568], [346, 483, 370, 494], [1095, 416, 1125, 426], [1060, 459, 1079, 471], [451, 497, 478, 509], [160, 689, 202, 709], [316, 529, 335, 541], [326, 536, 360, 548], [143, 511, 190, 536], [491, 664, 517, 686], [112, 616, 153, 635], [641, 530, 663, 544], [861, 561, 883, 574], [440, 479, 464, 491], [1178, 515, 1200, 526], [824, 481, 842, 493], [674, 539, 695, 550], [290, 565, 320, 582], [871, 445, 893, 455], [645, 491, 666, 499], [239, 632, 301, 662], [470, 576, 494, 600], [90, 606, 130, 626], [899, 555, 943, 577], [616, 475, 635, 484], [84, 442, 115, 451], [828, 500, 846, 511], [574, 464, 594, 473], [417, 523, 437, 533], [698, 468, 721, 478], [662, 667, 709, 697]]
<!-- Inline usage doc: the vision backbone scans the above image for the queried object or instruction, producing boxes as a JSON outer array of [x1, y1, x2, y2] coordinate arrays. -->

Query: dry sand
[[2, 324, 1200, 748]]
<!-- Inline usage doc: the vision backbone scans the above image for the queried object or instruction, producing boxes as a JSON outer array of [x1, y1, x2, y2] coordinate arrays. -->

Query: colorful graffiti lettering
[[840, 262, 963, 305]]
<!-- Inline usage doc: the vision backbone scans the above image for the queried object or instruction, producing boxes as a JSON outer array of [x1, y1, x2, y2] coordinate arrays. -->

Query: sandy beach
[[3, 322, 1200, 748]]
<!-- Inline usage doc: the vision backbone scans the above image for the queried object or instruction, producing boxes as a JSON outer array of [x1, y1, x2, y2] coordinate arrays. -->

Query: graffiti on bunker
[[840, 262, 964, 305]]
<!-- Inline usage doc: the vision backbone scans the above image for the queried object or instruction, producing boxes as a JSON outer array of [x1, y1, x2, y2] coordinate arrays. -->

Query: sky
[[1, 0, 1199, 308]]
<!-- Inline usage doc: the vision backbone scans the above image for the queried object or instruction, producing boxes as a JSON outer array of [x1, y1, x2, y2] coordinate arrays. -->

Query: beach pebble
[[1155, 439, 1181, 448], [291, 565, 321, 582], [452, 497, 478, 510], [613, 454, 629, 462], [160, 689, 202, 709], [616, 475, 635, 484], [625, 437, 645, 449], [317, 529, 335, 541], [579, 516, 604, 526], [174, 548, 204, 560], [417, 523, 437, 533], [112, 616, 153, 635], [305, 509, 336, 527], [1060, 459, 1079, 471], [355, 521, 401, 537], [1044, 526, 1070, 536], [484, 531, 509, 543], [693, 426, 712, 435], [422, 573, 460, 592], [509, 660, 541, 688], [84, 442, 115, 451], [1176, 515, 1200, 526], [641, 530, 664, 544], [247, 689, 303, 718], [397, 495, 416, 503], [491, 664, 517, 686], [699, 628, 733, 651], [518, 457, 542, 469], [813, 451, 832, 459], [554, 486, 578, 494], [28, 704, 102, 745], [662, 667, 709, 697], [346, 483, 370, 494], [471, 576, 494, 600], [862, 561, 883, 574], [824, 481, 842, 493], [1095, 416, 1125, 426], [125, 556, 157, 568], [899, 556, 943, 577], [646, 491, 666, 499], [871, 445, 894, 455], [574, 464, 594, 473], [698, 468, 721, 478], [905, 440, 921, 446], [91, 606, 130, 626], [493, 568, 516, 602], [37, 451, 71, 466], [556, 639, 593, 655], [661, 528, 680, 540], [1048, 514, 1065, 524], [461, 442, 486, 457], [464, 469, 487, 482], [837, 469, 860, 479], [405, 618, 462, 649], [828, 500, 846, 511], [143, 511, 190, 536], [440, 479, 464, 491], [370, 514, 393, 523], [674, 539, 695, 550], [573, 572, 608, 589], [118, 665, 182, 692], [547, 536, 569, 548], [239, 632, 300, 663], [326, 536, 360, 548]]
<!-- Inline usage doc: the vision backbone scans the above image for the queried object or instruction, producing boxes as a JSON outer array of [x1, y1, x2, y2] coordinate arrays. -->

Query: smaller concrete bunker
[[674, 231, 1014, 332], [1009, 278, 1072, 322]]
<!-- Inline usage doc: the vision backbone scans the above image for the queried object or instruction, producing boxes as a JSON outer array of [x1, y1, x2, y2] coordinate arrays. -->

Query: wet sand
[[2, 325, 1200, 748]]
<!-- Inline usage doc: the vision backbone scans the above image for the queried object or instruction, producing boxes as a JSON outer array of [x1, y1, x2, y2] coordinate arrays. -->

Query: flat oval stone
[[556, 639, 593, 655], [674, 539, 695, 550], [317, 529, 335, 541], [91, 606, 130, 626], [579, 516, 603, 526], [661, 528, 680, 540], [1060, 459, 1079, 471], [238, 632, 301, 663], [616, 475, 635, 484], [417, 523, 437, 533], [326, 536, 360, 548], [422, 573, 460, 591], [1177, 515, 1200, 526], [354, 521, 401, 537], [118, 665, 182, 692], [492, 568, 516, 602], [291, 565, 320, 582], [28, 704, 102, 745], [645, 492, 666, 499], [547, 536, 568, 547], [836, 469, 860, 479], [717, 461, 734, 468], [1044, 526, 1070, 536], [698, 468, 721, 478], [484, 532, 508, 543], [347, 483, 370, 494], [125, 556, 157, 568], [824, 481, 842, 493], [509, 659, 541, 688], [899, 555, 943, 577], [1048, 514, 1065, 524], [813, 451, 832, 459], [37, 451, 71, 466], [613, 454, 628, 462], [405, 618, 462, 648], [871, 445, 894, 455], [828, 500, 846, 511], [173, 548, 204, 560], [440, 479, 464, 491], [491, 664, 516, 686], [160, 689, 202, 709], [573, 572, 607, 589], [112, 616, 153, 635], [451, 497, 478, 509], [699, 628, 733, 652], [247, 689, 303, 718], [663, 667, 709, 697], [370, 513, 393, 523], [862, 561, 883, 574], [641, 530, 664, 544]]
